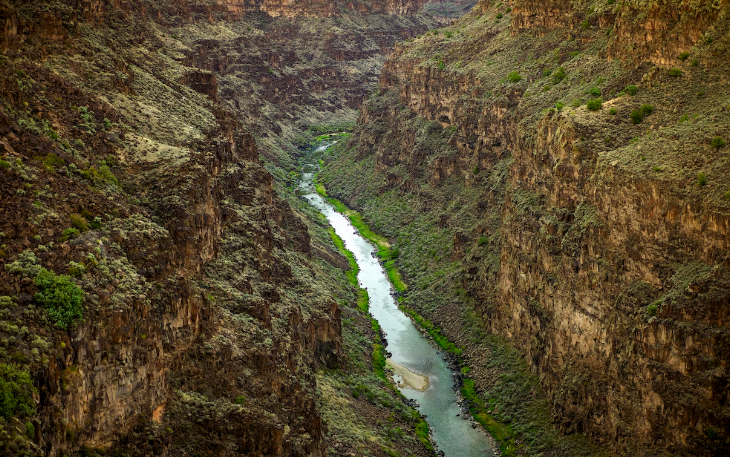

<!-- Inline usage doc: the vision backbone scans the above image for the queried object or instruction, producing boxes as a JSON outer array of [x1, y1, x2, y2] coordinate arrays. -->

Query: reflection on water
[[298, 143, 494, 456]]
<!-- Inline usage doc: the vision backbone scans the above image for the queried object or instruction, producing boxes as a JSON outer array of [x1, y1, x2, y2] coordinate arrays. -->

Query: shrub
[[711, 137, 726, 148], [234, 395, 246, 405], [697, 172, 707, 186], [507, 71, 522, 82], [586, 99, 602, 111], [437, 59, 445, 71], [496, 13, 503, 19], [34, 268, 85, 329], [0, 363, 35, 418], [668, 68, 682, 77], [640, 104, 654, 116], [69, 214, 89, 232], [653, 166, 662, 172], [68, 261, 86, 278], [59, 227, 80, 242], [90, 216, 102, 230], [609, 108, 617, 115], [26, 421, 35, 439], [472, 167, 479, 174], [625, 85, 638, 96], [725, 191, 730, 200], [581, 19, 590, 29], [588, 87, 601, 97], [555, 101, 565, 110], [646, 304, 657, 316], [678, 52, 690, 61], [478, 236, 489, 246], [542, 68, 552, 77], [551, 67, 567, 84], [631, 110, 643, 124], [444, 31, 453, 38]]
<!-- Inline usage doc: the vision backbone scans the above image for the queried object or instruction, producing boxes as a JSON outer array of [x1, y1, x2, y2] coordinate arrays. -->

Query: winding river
[[297, 143, 495, 456]]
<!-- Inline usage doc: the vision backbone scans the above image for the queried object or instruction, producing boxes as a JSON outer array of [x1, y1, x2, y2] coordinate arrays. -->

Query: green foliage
[[472, 166, 480, 174], [555, 101, 565, 110], [26, 421, 35, 438], [609, 108, 617, 115], [725, 191, 730, 201], [461, 378, 516, 456], [400, 306, 461, 355], [70, 214, 89, 232], [34, 268, 85, 329], [630, 105, 654, 124], [68, 261, 86, 278], [0, 363, 35, 418], [586, 99, 602, 111], [551, 67, 566, 85], [668, 68, 682, 77], [372, 344, 386, 380], [478, 236, 489, 246], [711, 136, 726, 148], [678, 52, 690, 61], [234, 395, 246, 405], [496, 13, 503, 19], [625, 85, 638, 96], [588, 87, 601, 97], [581, 19, 590, 29], [90, 217, 102, 230], [646, 304, 657, 316], [328, 228, 359, 287], [5, 250, 41, 277], [59, 227, 80, 242], [437, 59, 445, 71], [697, 172, 707, 186], [507, 71, 522, 83], [0, 159, 9, 169]]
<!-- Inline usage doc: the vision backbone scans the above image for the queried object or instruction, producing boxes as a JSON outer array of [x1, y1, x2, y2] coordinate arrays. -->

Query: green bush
[[0, 363, 35, 418], [586, 99, 602, 111], [724, 191, 730, 200], [625, 85, 638, 96], [697, 172, 707, 186], [609, 108, 617, 115], [668, 68, 682, 77], [631, 110, 643, 124], [555, 101, 565, 110], [234, 395, 246, 405], [437, 59, 445, 71], [588, 87, 601, 97], [90, 216, 102, 230], [69, 214, 89, 232], [711, 137, 726, 148], [507, 71, 522, 83], [496, 13, 503, 19], [640, 104, 654, 116], [26, 421, 35, 439], [581, 19, 590, 29], [0, 159, 9, 169], [646, 304, 657, 316], [59, 227, 80, 242], [542, 68, 552, 77], [34, 268, 85, 329], [551, 67, 567, 84], [678, 52, 690, 61]]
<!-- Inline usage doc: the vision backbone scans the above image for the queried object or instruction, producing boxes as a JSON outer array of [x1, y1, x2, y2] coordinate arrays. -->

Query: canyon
[[0, 0, 728, 456]]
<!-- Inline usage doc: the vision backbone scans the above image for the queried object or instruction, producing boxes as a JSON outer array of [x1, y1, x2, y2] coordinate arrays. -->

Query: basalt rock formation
[[321, 0, 730, 455], [0, 0, 438, 456]]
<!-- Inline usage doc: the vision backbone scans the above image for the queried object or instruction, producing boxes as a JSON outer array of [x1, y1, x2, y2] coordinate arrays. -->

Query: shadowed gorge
[[0, 0, 728, 456]]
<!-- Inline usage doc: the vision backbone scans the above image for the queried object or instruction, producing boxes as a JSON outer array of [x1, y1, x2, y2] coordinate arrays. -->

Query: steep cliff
[[321, 0, 730, 455], [0, 0, 436, 456]]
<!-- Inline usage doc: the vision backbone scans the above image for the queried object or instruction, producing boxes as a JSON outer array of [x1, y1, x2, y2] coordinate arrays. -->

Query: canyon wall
[[0, 0, 436, 456], [322, 0, 730, 455]]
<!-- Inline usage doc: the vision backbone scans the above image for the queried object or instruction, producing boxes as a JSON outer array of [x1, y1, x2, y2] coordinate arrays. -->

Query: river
[[297, 142, 495, 456]]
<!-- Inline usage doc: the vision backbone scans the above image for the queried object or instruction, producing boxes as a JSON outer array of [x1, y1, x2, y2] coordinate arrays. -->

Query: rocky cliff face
[[322, 0, 730, 455], [0, 0, 435, 456]]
